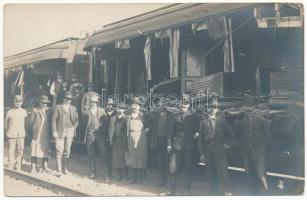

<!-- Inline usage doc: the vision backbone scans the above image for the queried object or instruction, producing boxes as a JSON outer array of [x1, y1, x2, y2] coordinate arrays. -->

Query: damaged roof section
[[4, 37, 87, 70], [84, 3, 259, 50]]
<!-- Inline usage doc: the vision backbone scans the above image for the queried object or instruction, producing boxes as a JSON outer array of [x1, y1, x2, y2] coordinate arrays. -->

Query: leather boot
[[42, 158, 51, 173], [183, 174, 192, 195], [55, 156, 62, 177], [160, 174, 176, 196], [62, 158, 71, 175], [128, 168, 137, 184], [104, 166, 111, 184], [31, 157, 37, 174], [88, 159, 96, 179]]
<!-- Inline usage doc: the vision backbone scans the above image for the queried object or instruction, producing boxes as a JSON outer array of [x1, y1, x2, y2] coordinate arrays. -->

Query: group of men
[[4, 72, 270, 196]]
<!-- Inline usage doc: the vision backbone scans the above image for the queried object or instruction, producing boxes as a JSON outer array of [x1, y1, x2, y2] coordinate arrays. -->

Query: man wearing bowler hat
[[5, 95, 28, 170], [52, 91, 79, 176]]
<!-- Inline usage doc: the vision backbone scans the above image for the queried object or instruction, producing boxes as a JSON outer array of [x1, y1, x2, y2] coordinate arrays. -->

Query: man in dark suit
[[151, 106, 173, 187], [198, 96, 233, 195], [234, 99, 269, 194], [52, 91, 79, 176], [162, 96, 200, 195]]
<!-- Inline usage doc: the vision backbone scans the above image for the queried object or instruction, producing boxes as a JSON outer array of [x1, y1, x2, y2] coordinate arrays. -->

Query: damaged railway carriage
[[83, 3, 304, 193], [4, 37, 88, 109]]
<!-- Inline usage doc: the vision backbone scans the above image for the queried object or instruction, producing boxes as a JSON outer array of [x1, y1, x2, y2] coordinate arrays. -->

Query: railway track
[[4, 168, 92, 196]]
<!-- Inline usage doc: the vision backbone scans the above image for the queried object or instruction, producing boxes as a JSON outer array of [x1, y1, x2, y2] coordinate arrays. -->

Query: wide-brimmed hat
[[39, 95, 51, 103], [13, 95, 23, 104], [64, 91, 73, 99]]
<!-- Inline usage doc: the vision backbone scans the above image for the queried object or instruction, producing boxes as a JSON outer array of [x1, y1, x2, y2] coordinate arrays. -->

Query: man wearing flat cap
[[5, 95, 28, 170], [162, 95, 200, 195], [52, 91, 79, 176], [82, 94, 108, 180]]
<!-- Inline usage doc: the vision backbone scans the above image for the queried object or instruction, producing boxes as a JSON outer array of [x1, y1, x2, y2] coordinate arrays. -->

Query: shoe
[[155, 181, 166, 187], [55, 171, 62, 177], [62, 158, 71, 175], [114, 176, 123, 181], [160, 191, 173, 196], [128, 178, 137, 184], [14, 165, 21, 171], [224, 192, 232, 196], [56, 156, 62, 177], [88, 172, 96, 179], [42, 159, 51, 173], [31, 167, 37, 174]]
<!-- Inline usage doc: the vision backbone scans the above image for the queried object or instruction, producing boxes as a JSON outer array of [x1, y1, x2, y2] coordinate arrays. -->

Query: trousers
[[204, 139, 231, 195], [7, 137, 25, 167], [167, 149, 193, 193], [86, 132, 111, 175], [55, 127, 75, 158]]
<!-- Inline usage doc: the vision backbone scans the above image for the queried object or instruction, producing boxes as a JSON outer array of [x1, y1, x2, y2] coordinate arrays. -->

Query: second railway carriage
[[4, 37, 89, 109]]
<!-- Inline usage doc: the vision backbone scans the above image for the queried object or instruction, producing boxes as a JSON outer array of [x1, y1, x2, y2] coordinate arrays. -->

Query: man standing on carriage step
[[50, 71, 65, 109], [82, 94, 109, 180], [197, 96, 233, 195], [52, 91, 79, 177]]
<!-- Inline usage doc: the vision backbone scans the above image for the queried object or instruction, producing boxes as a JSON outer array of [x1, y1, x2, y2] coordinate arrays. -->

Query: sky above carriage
[[4, 3, 167, 57]]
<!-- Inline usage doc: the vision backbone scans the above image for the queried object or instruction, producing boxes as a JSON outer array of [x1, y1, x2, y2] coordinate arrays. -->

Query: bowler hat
[[64, 91, 73, 99], [39, 95, 51, 103], [107, 98, 115, 105], [13, 95, 23, 103]]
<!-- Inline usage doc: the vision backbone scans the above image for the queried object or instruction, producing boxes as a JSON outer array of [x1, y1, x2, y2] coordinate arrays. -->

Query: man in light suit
[[52, 91, 79, 176]]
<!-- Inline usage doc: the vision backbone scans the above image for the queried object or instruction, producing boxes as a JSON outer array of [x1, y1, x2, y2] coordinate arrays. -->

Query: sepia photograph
[[2, 1, 305, 197]]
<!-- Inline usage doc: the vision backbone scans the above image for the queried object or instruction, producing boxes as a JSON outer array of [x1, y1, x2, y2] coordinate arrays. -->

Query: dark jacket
[[109, 114, 127, 145], [149, 110, 174, 150], [82, 107, 107, 139], [198, 113, 233, 154], [29, 107, 52, 140], [235, 111, 269, 149], [52, 104, 79, 137], [234, 110, 269, 178], [168, 111, 200, 151]]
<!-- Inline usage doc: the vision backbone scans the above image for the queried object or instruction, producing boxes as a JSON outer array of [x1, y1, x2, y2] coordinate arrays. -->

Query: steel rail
[[4, 168, 92, 196]]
